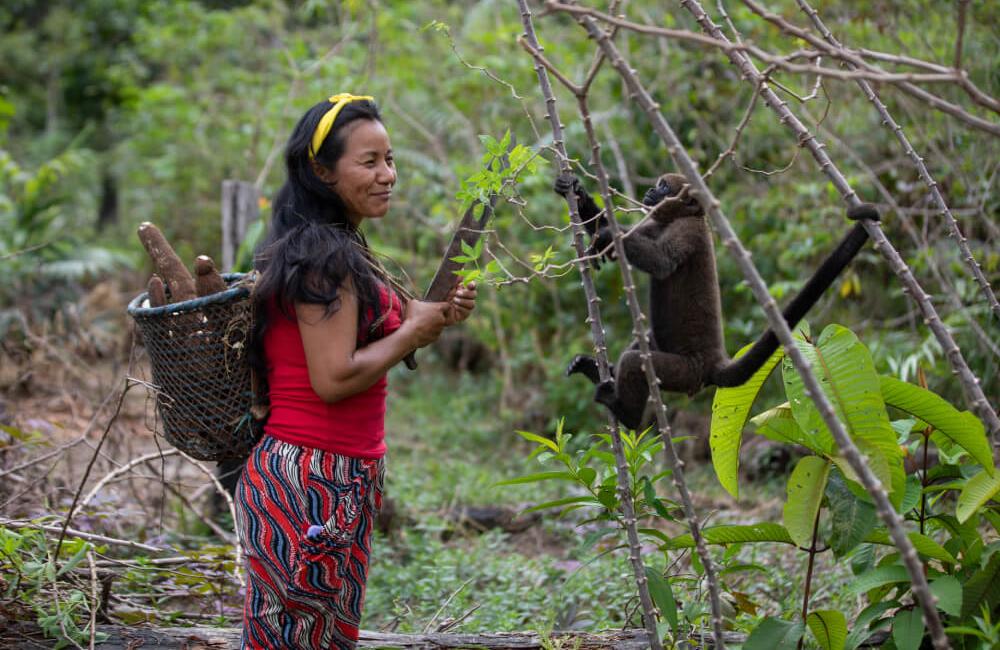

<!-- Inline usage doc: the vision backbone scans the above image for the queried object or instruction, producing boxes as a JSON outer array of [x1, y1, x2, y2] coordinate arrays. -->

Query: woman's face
[[323, 119, 396, 225]]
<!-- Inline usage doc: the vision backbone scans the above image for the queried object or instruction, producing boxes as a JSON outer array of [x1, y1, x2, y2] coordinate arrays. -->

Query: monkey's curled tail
[[710, 205, 879, 388]]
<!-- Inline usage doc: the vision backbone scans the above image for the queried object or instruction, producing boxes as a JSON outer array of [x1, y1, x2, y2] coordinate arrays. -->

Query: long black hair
[[249, 97, 390, 406]]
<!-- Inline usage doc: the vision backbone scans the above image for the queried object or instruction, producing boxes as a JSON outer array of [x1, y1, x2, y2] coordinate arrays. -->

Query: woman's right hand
[[401, 299, 450, 349]]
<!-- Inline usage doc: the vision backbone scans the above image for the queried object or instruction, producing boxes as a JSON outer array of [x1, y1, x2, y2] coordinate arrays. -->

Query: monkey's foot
[[566, 355, 601, 384], [592, 380, 640, 430]]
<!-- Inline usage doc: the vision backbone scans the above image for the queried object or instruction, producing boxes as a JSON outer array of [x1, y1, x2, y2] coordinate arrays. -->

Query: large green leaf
[[862, 531, 957, 564], [645, 567, 678, 634], [956, 468, 1000, 523], [710, 343, 784, 498], [880, 376, 992, 473], [961, 551, 1000, 619], [845, 601, 899, 650], [892, 609, 924, 650], [744, 617, 805, 650], [826, 472, 877, 557], [750, 403, 825, 452], [784, 456, 831, 548], [664, 523, 793, 550], [782, 325, 903, 507], [930, 576, 962, 617], [807, 610, 847, 650], [847, 565, 911, 595]]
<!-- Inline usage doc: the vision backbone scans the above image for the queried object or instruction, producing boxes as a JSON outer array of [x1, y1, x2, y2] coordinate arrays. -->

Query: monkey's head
[[643, 173, 703, 220], [642, 173, 689, 206]]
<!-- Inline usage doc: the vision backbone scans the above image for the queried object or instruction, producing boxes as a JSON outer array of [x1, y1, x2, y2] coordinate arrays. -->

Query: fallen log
[[3, 623, 753, 649]]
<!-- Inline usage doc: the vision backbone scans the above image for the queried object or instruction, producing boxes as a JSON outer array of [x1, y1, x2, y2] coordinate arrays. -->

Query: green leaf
[[783, 325, 903, 507], [863, 531, 957, 564], [930, 575, 962, 617], [957, 467, 1000, 523], [847, 565, 911, 596], [961, 551, 1000, 619], [664, 523, 793, 550], [783, 456, 831, 548], [709, 342, 783, 498], [807, 609, 847, 650], [744, 617, 805, 650], [826, 471, 877, 557], [845, 601, 899, 650], [891, 608, 924, 650], [880, 376, 992, 473], [522, 495, 602, 514], [750, 403, 821, 451], [898, 474, 922, 515], [645, 567, 678, 634], [514, 430, 559, 452], [496, 471, 576, 486]]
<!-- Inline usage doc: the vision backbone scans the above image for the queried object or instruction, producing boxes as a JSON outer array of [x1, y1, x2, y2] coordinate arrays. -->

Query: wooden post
[[220, 180, 260, 272]]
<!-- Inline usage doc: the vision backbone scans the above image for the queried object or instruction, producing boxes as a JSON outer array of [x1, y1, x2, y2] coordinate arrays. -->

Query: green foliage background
[[3, 0, 996, 431]]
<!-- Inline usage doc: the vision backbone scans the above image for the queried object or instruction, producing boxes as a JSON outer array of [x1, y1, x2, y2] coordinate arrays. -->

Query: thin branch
[[738, 0, 1000, 120], [0, 518, 171, 554], [795, 0, 1000, 323], [954, 0, 970, 71], [54, 380, 135, 560], [517, 4, 665, 648], [663, 0, 1000, 439]]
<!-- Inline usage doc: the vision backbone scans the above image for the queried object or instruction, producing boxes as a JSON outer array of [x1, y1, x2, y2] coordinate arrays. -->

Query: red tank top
[[263, 286, 403, 458]]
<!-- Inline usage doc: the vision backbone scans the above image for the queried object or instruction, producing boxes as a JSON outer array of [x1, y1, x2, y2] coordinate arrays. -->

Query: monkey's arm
[[619, 219, 704, 280], [554, 173, 606, 237]]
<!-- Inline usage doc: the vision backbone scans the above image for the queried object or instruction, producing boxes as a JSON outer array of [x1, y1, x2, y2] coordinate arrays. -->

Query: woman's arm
[[297, 287, 450, 403]]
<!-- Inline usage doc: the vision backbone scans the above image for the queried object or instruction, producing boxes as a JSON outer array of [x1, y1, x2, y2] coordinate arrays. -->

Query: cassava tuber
[[194, 255, 227, 297], [147, 275, 167, 307], [137, 222, 197, 303]]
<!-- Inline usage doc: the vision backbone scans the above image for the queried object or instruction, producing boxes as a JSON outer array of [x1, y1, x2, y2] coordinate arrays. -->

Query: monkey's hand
[[553, 173, 583, 198], [586, 226, 617, 269], [649, 188, 703, 222]]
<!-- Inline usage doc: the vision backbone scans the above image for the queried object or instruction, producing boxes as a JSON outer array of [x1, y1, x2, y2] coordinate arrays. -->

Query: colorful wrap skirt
[[234, 435, 384, 649]]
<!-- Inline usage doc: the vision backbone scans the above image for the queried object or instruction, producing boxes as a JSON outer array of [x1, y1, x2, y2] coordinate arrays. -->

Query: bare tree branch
[[795, 0, 1000, 322], [660, 0, 999, 439], [516, 5, 664, 647]]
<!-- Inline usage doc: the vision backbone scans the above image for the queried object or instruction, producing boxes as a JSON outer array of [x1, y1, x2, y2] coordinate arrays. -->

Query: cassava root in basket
[[147, 275, 167, 307], [194, 255, 227, 297], [138, 222, 197, 303]]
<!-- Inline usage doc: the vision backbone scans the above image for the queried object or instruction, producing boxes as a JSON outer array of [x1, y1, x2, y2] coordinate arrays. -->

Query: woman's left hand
[[444, 281, 477, 325]]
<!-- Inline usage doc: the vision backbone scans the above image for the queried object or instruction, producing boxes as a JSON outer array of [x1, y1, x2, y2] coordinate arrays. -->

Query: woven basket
[[127, 273, 262, 461]]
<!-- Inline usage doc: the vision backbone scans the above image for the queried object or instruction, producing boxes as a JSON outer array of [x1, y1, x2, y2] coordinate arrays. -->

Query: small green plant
[[0, 525, 108, 648]]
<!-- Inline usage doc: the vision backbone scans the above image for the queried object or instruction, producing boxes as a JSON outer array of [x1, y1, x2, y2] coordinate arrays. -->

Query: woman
[[235, 93, 476, 649]]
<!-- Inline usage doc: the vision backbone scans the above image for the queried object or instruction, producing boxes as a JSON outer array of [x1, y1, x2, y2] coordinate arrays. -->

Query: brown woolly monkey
[[556, 173, 879, 430]]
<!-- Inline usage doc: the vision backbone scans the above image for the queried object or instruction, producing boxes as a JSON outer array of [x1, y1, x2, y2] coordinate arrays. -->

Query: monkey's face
[[642, 173, 687, 206]]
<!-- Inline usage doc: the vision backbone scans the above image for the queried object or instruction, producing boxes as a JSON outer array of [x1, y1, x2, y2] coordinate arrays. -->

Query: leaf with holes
[[710, 342, 784, 498], [782, 325, 903, 507], [663, 523, 793, 550], [784, 456, 831, 548]]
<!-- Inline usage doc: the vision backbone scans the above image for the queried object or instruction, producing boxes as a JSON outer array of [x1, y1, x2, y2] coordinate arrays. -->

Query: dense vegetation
[[1, 1, 997, 648]]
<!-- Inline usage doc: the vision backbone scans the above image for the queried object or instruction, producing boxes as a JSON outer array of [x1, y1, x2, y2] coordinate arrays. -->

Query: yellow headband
[[309, 93, 375, 160]]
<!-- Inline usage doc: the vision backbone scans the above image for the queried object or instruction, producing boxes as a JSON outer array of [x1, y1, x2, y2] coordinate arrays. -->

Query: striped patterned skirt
[[234, 435, 384, 649]]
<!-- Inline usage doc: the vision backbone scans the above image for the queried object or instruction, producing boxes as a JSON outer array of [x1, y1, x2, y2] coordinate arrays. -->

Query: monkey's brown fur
[[558, 173, 878, 430]]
